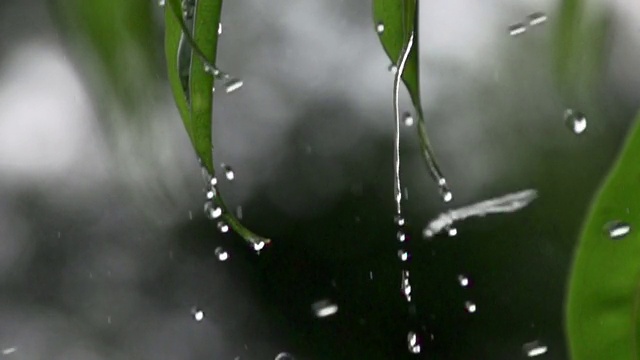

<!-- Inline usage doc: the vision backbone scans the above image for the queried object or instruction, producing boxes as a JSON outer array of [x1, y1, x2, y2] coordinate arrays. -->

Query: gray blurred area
[[1, 0, 640, 359]]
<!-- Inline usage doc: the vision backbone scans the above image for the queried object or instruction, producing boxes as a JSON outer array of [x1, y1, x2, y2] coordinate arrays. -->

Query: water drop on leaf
[[217, 222, 229, 233], [564, 109, 587, 134], [253, 241, 266, 252], [605, 221, 630, 240], [217, 23, 223, 35], [224, 78, 244, 93], [376, 22, 385, 34], [402, 112, 414, 126], [388, 64, 398, 73], [222, 163, 235, 180], [527, 12, 547, 26], [215, 246, 229, 261]]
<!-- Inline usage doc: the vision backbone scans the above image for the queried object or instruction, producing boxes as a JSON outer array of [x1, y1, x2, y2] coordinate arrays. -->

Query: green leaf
[[372, 0, 448, 194], [164, 0, 270, 246], [566, 112, 640, 359]]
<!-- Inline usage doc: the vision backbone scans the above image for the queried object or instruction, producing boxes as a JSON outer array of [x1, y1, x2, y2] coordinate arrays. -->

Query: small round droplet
[[407, 331, 421, 354], [528, 12, 548, 26], [253, 241, 266, 252], [394, 215, 405, 226], [275, 352, 295, 360], [457, 274, 470, 287], [217, 23, 223, 35], [447, 227, 458, 237], [398, 249, 409, 261], [522, 340, 548, 357], [388, 64, 398, 74], [311, 299, 338, 318], [465, 301, 477, 313], [375, 22, 385, 34], [222, 163, 235, 180], [215, 246, 229, 261], [508, 23, 527, 36], [210, 177, 218, 186], [397, 231, 406, 242], [606, 221, 631, 240], [441, 189, 453, 203], [402, 112, 414, 126], [224, 78, 244, 93], [217, 221, 229, 233], [192, 308, 205, 321], [564, 109, 587, 134]]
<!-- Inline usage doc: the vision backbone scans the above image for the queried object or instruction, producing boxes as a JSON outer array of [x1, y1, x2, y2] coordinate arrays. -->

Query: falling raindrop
[[224, 78, 244, 93], [394, 215, 406, 226], [528, 12, 548, 26], [523, 340, 548, 357], [465, 301, 477, 313], [447, 227, 458, 237], [217, 23, 223, 35], [222, 163, 235, 180], [401, 270, 412, 301], [1, 348, 16, 355], [376, 22, 385, 34], [440, 187, 453, 203], [564, 109, 587, 134], [397, 230, 407, 242], [407, 331, 421, 354], [311, 299, 339, 318], [508, 23, 527, 36], [388, 64, 398, 74], [192, 308, 205, 321], [605, 221, 631, 240], [398, 249, 409, 262], [215, 246, 229, 261], [457, 274, 470, 287], [217, 221, 229, 233], [403, 112, 414, 126], [275, 353, 295, 360]]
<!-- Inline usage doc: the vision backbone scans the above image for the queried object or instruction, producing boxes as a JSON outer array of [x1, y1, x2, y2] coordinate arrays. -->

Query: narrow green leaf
[[164, 0, 270, 246], [372, 0, 449, 194], [566, 112, 640, 359]]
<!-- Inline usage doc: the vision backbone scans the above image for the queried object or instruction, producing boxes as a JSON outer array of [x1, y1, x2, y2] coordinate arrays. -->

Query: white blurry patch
[[0, 43, 104, 183]]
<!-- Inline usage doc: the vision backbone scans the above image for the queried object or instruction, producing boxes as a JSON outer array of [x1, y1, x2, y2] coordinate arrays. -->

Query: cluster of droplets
[[508, 12, 547, 36]]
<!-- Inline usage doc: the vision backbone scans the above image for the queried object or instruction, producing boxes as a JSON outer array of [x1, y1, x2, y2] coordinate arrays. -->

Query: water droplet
[[465, 301, 477, 313], [1, 347, 17, 355], [407, 331, 421, 354], [188, 211, 193, 220], [394, 215, 405, 226], [388, 64, 398, 74], [606, 221, 631, 240], [206, 190, 216, 199], [398, 249, 409, 262], [158, 0, 165, 7], [275, 352, 295, 360], [564, 109, 587, 134], [397, 231, 406, 242], [457, 274, 470, 287], [236, 206, 243, 219], [210, 177, 218, 187], [528, 12, 547, 26], [508, 23, 527, 36], [375, 22, 385, 34], [403, 112, 414, 126], [253, 241, 266, 252], [401, 270, 412, 301], [311, 299, 338, 318], [441, 189, 453, 203], [192, 308, 205, 321], [523, 340, 548, 357], [217, 23, 223, 35], [224, 78, 244, 93], [222, 163, 235, 180], [215, 246, 229, 261], [217, 221, 229, 233], [447, 227, 458, 237]]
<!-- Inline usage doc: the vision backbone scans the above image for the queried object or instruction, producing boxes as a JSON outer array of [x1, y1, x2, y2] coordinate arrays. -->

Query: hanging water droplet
[[210, 177, 218, 187], [440, 188, 453, 203], [375, 22, 385, 34], [605, 221, 631, 240], [523, 340, 548, 357], [447, 227, 458, 237], [224, 78, 244, 93], [394, 215, 405, 226], [388, 64, 398, 74], [398, 249, 409, 261], [217, 23, 223, 35], [465, 301, 477, 313], [457, 274, 470, 287], [397, 231, 406, 242], [407, 331, 421, 354], [508, 23, 527, 36], [253, 241, 266, 252], [204, 201, 215, 217], [403, 112, 414, 126], [217, 221, 229, 233], [215, 246, 229, 261], [206, 189, 216, 199], [192, 308, 205, 321], [564, 109, 587, 134], [275, 352, 295, 360], [311, 299, 339, 318], [528, 12, 548, 26], [222, 163, 235, 180]]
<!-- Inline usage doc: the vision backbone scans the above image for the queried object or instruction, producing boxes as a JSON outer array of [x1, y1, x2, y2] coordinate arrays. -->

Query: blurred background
[[1, 0, 639, 359]]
